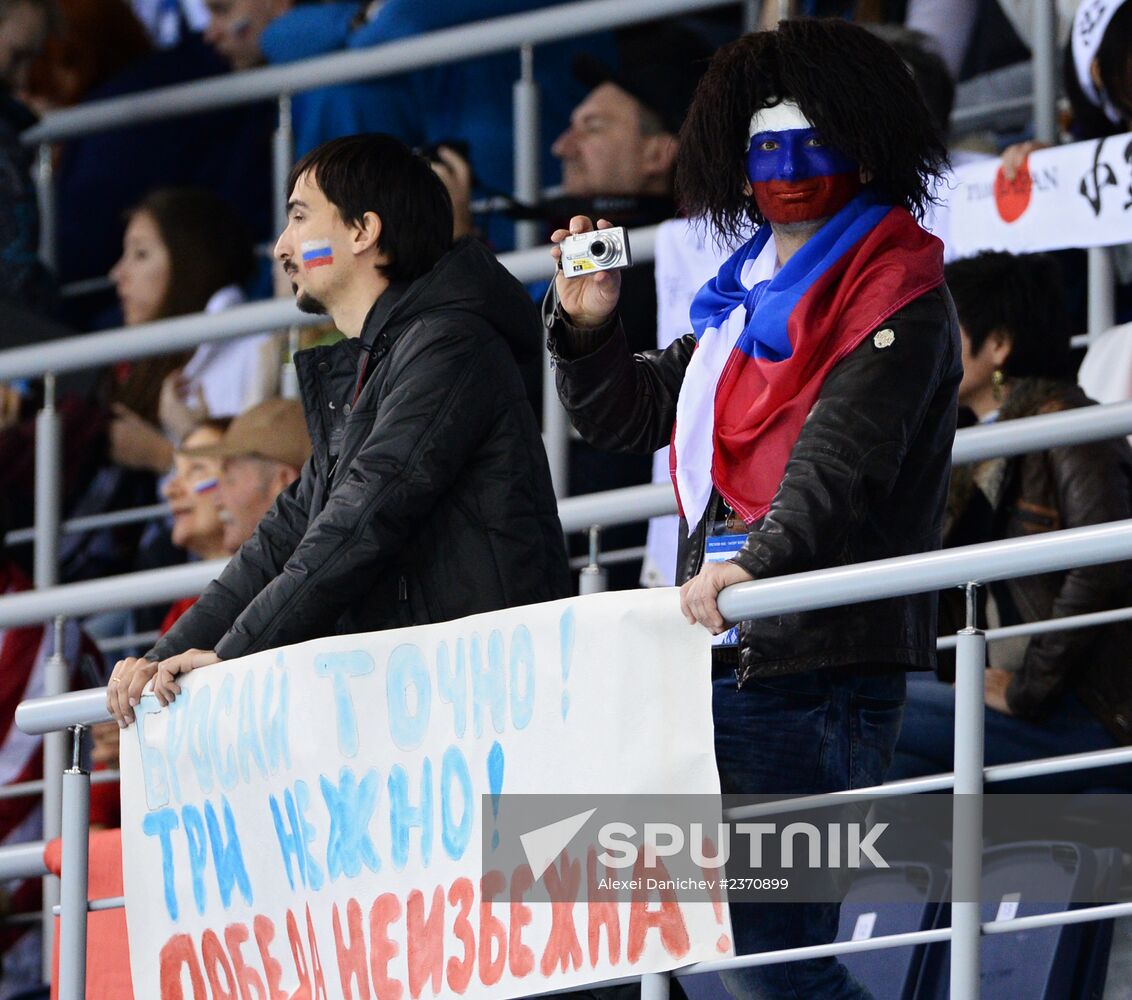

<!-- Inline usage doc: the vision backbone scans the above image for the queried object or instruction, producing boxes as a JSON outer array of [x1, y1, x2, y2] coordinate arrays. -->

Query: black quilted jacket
[[149, 238, 570, 662]]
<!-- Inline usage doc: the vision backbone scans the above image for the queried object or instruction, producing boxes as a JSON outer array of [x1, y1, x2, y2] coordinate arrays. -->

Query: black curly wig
[[676, 18, 949, 242]]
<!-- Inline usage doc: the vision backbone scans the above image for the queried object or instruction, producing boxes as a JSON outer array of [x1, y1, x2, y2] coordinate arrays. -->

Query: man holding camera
[[108, 133, 570, 722], [548, 20, 960, 998]]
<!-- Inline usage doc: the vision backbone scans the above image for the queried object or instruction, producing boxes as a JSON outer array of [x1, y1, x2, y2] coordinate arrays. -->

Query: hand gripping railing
[[14, 517, 1132, 1000]]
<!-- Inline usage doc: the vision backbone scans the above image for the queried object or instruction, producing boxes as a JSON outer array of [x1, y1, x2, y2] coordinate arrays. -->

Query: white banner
[[943, 132, 1132, 257], [119, 589, 728, 999]]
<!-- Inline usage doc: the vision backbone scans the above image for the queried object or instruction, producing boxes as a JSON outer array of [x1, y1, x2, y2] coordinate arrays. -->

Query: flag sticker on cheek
[[301, 239, 334, 269]]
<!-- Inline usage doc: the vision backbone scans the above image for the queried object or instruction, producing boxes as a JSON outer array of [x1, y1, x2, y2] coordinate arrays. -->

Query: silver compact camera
[[559, 227, 632, 278]]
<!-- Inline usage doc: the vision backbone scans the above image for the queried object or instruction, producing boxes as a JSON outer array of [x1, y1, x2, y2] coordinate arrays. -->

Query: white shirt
[[179, 285, 281, 418], [641, 218, 744, 587]]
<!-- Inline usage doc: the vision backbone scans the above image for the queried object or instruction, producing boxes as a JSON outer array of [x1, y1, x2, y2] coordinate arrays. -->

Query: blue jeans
[[712, 668, 906, 1000], [888, 673, 1132, 792]]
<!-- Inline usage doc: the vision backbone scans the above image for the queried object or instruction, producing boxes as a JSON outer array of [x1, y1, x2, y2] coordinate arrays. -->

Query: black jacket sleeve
[[208, 318, 501, 659], [730, 291, 957, 580], [550, 311, 695, 455], [145, 460, 315, 661]]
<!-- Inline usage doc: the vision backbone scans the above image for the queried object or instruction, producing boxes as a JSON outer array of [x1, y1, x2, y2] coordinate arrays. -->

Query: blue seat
[[834, 861, 949, 1000], [915, 841, 1114, 1000]]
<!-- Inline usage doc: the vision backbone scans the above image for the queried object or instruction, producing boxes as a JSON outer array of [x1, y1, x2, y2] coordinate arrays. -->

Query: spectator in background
[[1002, 0, 1131, 178], [890, 252, 1132, 791], [184, 397, 310, 554], [46, 1, 273, 328], [158, 418, 231, 632], [0, 0, 59, 316], [249, 0, 618, 249], [23, 0, 152, 112], [108, 186, 279, 472], [48, 186, 275, 590], [1065, 0, 1130, 138]]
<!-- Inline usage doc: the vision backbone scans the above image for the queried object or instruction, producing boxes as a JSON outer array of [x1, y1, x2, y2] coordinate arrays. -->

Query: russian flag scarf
[[672, 190, 944, 532]]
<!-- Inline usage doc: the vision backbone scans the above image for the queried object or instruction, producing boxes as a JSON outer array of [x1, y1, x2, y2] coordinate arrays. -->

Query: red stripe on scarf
[[685, 208, 943, 525]]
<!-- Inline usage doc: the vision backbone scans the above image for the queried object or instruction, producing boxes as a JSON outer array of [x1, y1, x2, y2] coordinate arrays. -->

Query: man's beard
[[294, 286, 327, 315]]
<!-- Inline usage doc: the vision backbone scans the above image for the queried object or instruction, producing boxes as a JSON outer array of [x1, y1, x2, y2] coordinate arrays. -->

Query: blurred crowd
[[0, 0, 1130, 995]]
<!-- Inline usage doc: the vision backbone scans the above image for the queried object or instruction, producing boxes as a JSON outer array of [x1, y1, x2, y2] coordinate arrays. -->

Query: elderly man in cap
[[185, 397, 312, 553]]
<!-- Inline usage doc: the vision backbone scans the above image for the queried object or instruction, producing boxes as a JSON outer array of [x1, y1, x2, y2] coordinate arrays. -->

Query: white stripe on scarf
[[674, 237, 780, 533]]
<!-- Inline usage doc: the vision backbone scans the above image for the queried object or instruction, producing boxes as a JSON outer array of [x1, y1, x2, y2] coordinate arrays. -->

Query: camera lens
[[588, 236, 618, 265]]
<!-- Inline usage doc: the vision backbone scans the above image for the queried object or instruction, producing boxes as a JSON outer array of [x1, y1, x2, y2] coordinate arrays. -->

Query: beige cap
[[183, 398, 312, 469]]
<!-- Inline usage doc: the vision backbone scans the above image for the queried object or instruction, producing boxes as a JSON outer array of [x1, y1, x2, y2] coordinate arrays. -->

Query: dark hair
[[110, 190, 253, 422], [676, 18, 948, 241], [288, 134, 453, 284], [1097, 3, 1132, 121], [945, 252, 1072, 380], [129, 187, 256, 320]]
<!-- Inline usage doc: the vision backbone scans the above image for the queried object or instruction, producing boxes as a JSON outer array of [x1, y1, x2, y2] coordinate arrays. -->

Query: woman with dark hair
[[107, 186, 280, 472], [548, 18, 959, 998], [54, 187, 275, 589], [890, 251, 1132, 790]]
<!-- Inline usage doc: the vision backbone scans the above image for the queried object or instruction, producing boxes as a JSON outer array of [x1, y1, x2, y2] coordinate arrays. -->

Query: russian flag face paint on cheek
[[301, 239, 334, 270], [746, 100, 861, 224]]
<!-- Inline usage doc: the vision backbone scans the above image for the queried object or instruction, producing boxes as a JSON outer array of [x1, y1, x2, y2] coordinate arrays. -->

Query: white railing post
[[35, 144, 57, 270], [41, 615, 68, 981], [578, 525, 609, 594], [1087, 247, 1115, 344], [513, 43, 566, 497], [34, 372, 60, 590], [641, 971, 672, 999], [274, 93, 301, 400], [513, 44, 541, 251], [514, 43, 567, 496], [273, 94, 292, 240], [950, 583, 986, 999], [57, 724, 90, 1000], [1031, 0, 1057, 144], [743, 0, 761, 31]]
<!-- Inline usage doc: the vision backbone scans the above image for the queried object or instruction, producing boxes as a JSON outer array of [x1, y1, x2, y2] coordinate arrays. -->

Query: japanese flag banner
[[941, 132, 1132, 257]]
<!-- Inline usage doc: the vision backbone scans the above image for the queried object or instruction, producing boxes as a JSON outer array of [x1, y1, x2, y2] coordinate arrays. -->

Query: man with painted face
[[547, 19, 959, 999]]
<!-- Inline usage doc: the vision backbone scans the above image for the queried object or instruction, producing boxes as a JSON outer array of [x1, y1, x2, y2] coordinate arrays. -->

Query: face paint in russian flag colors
[[746, 100, 861, 224], [300, 239, 334, 270]]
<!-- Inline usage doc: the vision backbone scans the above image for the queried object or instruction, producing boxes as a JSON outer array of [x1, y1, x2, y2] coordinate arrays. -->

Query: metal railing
[[12, 516, 1132, 1000], [0, 396, 1129, 632], [6, 0, 1102, 585]]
